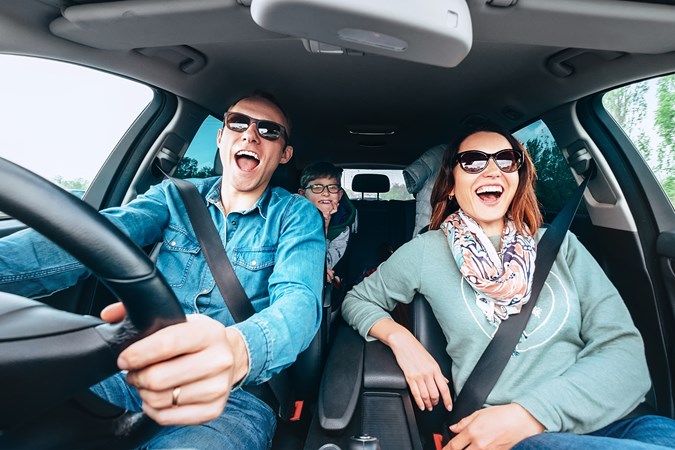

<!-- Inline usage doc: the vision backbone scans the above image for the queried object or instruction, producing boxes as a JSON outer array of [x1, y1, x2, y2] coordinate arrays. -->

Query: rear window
[[342, 169, 414, 200]]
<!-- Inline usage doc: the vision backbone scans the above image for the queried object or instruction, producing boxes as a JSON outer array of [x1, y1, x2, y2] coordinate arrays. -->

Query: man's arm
[[232, 195, 326, 385], [0, 181, 171, 298], [0, 227, 86, 298]]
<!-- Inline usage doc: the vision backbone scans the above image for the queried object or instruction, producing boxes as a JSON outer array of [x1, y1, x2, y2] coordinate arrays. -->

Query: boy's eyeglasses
[[453, 149, 523, 174], [306, 184, 342, 194], [224, 111, 289, 142]]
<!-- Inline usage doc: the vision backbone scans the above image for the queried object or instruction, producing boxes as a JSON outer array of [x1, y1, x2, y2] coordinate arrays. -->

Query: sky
[[0, 55, 153, 184], [188, 116, 223, 168]]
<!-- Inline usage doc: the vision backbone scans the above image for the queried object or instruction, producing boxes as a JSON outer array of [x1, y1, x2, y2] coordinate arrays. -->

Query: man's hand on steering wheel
[[101, 302, 250, 426]]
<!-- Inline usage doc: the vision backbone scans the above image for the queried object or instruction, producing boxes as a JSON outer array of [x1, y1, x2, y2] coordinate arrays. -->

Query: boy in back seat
[[299, 162, 356, 284]]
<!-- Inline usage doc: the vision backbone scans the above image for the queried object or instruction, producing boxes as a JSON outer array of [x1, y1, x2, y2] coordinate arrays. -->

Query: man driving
[[0, 92, 325, 449]]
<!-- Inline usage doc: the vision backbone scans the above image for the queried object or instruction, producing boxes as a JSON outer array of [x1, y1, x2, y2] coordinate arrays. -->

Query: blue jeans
[[91, 372, 277, 449], [514, 415, 675, 449]]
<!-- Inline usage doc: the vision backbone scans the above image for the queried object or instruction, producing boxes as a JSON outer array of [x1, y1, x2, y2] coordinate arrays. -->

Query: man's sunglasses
[[224, 111, 289, 142], [453, 149, 523, 174], [306, 184, 341, 194]]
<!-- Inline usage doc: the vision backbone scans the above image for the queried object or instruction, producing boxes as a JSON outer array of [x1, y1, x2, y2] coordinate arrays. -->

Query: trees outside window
[[603, 74, 675, 207]]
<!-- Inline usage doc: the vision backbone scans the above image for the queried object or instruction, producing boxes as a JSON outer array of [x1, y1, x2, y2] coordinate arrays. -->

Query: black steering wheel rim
[[0, 156, 186, 448]]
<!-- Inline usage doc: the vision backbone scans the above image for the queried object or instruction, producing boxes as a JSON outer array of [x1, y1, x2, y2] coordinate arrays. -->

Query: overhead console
[[250, 0, 473, 67], [48, 0, 474, 68]]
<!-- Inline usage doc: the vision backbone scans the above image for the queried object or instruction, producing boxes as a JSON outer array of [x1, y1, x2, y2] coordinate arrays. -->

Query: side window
[[514, 120, 579, 212], [0, 55, 152, 219], [602, 74, 675, 208], [342, 169, 414, 200], [175, 115, 222, 179]]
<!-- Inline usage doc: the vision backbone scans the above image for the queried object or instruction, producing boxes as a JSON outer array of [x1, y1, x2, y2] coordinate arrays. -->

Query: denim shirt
[[0, 177, 326, 385]]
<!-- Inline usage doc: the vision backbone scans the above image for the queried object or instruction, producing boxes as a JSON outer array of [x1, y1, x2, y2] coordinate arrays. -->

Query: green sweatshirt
[[342, 229, 651, 434]]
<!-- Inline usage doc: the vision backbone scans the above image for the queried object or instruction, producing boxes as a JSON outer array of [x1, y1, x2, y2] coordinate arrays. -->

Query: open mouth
[[475, 185, 503, 203], [235, 150, 260, 172]]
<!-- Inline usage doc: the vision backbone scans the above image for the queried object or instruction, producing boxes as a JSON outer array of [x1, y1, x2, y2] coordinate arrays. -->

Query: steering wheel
[[0, 157, 186, 448]]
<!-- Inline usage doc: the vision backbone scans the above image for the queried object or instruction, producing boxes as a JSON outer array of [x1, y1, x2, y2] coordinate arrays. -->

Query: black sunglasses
[[453, 149, 523, 174], [305, 184, 341, 194], [224, 111, 289, 142]]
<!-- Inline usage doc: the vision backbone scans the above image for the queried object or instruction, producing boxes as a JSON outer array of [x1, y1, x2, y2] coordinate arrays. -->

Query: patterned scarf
[[441, 209, 536, 324]]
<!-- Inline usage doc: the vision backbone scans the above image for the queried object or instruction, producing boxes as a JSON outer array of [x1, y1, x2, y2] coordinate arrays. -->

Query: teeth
[[476, 185, 503, 194], [236, 150, 260, 160]]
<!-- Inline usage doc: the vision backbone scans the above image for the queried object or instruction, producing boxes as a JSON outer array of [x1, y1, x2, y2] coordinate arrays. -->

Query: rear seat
[[342, 174, 415, 290]]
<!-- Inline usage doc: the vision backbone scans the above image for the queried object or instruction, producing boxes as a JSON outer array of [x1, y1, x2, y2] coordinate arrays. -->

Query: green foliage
[[175, 156, 215, 179], [380, 183, 413, 201], [662, 175, 675, 205], [604, 82, 648, 134], [53, 176, 88, 190], [655, 76, 675, 176], [525, 137, 578, 212], [604, 75, 675, 208]]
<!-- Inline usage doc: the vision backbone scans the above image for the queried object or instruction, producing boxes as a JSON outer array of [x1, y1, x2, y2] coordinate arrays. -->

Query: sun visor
[[49, 0, 283, 50], [249, 0, 473, 68]]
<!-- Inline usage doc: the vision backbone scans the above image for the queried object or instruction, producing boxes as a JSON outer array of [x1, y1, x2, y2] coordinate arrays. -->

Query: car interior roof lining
[[47, 0, 675, 55]]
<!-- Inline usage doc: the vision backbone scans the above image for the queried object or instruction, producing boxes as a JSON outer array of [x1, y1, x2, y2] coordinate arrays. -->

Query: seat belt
[[441, 169, 593, 445], [169, 177, 295, 420], [171, 177, 254, 322]]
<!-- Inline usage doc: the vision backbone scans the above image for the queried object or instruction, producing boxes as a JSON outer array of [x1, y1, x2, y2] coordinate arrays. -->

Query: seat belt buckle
[[432, 433, 444, 450], [289, 400, 304, 421], [439, 425, 454, 447]]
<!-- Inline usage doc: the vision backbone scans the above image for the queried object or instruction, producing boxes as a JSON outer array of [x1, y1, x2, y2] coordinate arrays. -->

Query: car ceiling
[[2, 0, 675, 167]]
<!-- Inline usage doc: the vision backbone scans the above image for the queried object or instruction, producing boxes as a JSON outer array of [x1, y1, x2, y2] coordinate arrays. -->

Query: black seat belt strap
[[171, 177, 254, 321], [169, 177, 294, 419], [441, 170, 593, 444]]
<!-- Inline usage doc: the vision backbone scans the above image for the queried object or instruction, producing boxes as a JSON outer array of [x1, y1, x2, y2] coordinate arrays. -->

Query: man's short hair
[[300, 161, 343, 189], [226, 90, 292, 138]]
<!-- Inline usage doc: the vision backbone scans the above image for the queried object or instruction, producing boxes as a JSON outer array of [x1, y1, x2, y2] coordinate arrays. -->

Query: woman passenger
[[341, 122, 675, 449]]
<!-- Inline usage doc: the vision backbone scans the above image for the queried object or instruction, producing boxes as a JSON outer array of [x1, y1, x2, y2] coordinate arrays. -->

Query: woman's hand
[[370, 318, 452, 412], [100, 303, 248, 426], [444, 403, 544, 450]]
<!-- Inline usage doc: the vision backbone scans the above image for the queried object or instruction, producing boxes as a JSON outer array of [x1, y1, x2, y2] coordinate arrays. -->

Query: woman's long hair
[[429, 122, 542, 235]]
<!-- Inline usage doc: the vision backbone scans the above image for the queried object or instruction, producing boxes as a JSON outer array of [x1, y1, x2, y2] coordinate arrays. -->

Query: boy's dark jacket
[[327, 195, 356, 240]]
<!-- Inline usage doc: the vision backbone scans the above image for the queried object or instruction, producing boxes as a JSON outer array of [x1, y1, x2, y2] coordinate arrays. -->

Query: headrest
[[270, 160, 299, 192], [351, 174, 390, 193], [212, 149, 298, 192]]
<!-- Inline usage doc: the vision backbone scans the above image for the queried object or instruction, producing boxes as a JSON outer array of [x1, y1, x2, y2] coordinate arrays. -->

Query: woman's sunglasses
[[224, 111, 289, 142], [453, 149, 523, 174]]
